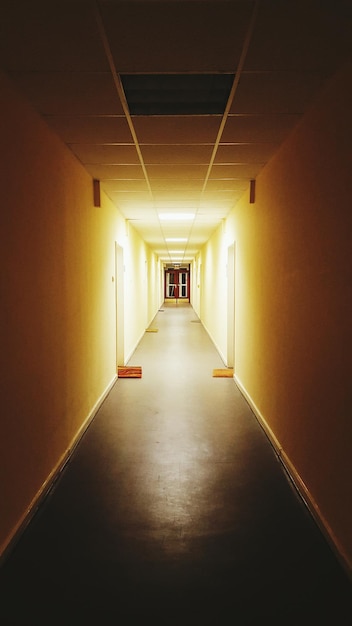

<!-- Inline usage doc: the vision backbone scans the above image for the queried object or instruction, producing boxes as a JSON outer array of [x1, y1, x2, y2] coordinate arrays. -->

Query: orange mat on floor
[[118, 366, 142, 378]]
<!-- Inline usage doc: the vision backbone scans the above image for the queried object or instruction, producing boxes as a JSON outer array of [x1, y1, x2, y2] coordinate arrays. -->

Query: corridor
[[1, 303, 351, 625]]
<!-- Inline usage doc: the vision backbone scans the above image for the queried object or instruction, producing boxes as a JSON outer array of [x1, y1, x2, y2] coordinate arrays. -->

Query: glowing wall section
[[227, 63, 352, 568]]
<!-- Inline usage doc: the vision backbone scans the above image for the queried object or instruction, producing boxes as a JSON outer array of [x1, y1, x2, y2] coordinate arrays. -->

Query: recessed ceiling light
[[159, 213, 195, 221], [165, 238, 187, 242]]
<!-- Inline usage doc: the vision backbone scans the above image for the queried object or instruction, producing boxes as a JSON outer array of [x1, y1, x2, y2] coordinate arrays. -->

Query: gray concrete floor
[[1, 302, 351, 625]]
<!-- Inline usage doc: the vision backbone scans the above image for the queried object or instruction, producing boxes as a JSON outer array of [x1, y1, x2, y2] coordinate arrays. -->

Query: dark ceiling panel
[[121, 74, 234, 115]]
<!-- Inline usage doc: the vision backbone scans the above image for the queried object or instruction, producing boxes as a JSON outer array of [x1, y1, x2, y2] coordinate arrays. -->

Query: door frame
[[227, 243, 236, 368], [115, 243, 125, 366]]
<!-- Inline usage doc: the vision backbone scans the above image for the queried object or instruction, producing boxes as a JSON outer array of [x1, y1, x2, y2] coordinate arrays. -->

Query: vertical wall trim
[[249, 179, 256, 204], [115, 243, 125, 367], [93, 179, 101, 207], [227, 243, 236, 368]]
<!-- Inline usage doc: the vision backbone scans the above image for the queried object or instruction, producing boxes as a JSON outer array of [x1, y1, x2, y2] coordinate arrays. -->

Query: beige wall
[[201, 63, 352, 569], [0, 72, 158, 555]]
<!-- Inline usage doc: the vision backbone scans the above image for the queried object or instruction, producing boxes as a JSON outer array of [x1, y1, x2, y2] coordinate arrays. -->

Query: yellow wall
[[0, 72, 158, 555], [201, 63, 352, 569]]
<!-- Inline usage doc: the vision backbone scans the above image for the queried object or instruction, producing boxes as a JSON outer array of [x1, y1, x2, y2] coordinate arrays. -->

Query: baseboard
[[0, 374, 117, 564], [234, 374, 352, 579]]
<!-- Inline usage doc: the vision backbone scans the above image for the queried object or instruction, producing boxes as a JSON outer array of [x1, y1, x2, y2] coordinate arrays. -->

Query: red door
[[165, 269, 190, 300]]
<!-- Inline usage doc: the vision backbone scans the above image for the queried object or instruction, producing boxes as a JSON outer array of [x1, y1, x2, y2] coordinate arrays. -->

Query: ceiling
[[1, 1, 351, 266]]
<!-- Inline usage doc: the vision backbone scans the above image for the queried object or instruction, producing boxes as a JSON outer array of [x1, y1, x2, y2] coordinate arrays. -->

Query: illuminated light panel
[[165, 238, 187, 242]]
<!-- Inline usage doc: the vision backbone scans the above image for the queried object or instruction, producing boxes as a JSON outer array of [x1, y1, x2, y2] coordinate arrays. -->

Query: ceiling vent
[[121, 74, 234, 115]]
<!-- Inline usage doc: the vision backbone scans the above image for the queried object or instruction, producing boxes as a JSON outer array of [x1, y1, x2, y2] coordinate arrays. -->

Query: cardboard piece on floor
[[212, 368, 234, 378], [118, 366, 142, 378]]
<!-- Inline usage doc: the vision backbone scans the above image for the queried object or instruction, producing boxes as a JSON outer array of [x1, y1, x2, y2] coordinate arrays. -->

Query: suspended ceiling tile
[[244, 0, 352, 72], [8, 72, 124, 116], [84, 164, 145, 180], [146, 164, 208, 180], [205, 179, 248, 192], [209, 164, 264, 180], [215, 143, 278, 163], [160, 221, 196, 233], [152, 190, 203, 201], [129, 223, 165, 240], [101, 182, 150, 197], [100, 1, 253, 73], [199, 198, 238, 210], [0, 2, 108, 72], [69, 144, 139, 164], [202, 190, 244, 201], [194, 218, 227, 229], [132, 116, 222, 144], [46, 115, 133, 143], [221, 114, 300, 143], [187, 224, 221, 236], [130, 221, 164, 236], [230, 71, 330, 115], [140, 145, 214, 165], [106, 196, 153, 214], [199, 200, 236, 214], [100, 179, 150, 192], [150, 179, 204, 191]]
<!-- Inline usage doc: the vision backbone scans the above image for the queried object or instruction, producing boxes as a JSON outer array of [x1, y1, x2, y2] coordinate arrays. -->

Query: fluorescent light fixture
[[159, 213, 195, 221], [165, 238, 187, 242], [169, 250, 184, 254]]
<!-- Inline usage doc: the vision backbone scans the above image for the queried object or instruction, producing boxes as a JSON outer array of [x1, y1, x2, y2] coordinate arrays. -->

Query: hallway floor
[[1, 303, 351, 625]]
